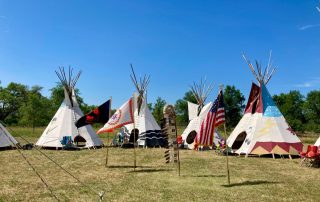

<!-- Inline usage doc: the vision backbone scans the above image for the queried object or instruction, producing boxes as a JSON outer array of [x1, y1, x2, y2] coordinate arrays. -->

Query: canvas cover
[[0, 123, 18, 148], [124, 93, 165, 147], [315, 136, 320, 147], [227, 83, 303, 156], [36, 89, 103, 148], [181, 102, 224, 149], [188, 101, 199, 121]]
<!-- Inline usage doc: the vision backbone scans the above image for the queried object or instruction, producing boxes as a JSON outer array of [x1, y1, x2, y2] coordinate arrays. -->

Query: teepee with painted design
[[227, 53, 303, 156]]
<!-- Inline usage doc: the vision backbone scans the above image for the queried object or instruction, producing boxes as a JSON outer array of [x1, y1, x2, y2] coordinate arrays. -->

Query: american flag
[[198, 90, 225, 146]]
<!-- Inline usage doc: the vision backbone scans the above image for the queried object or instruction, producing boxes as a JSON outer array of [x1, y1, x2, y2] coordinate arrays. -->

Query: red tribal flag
[[75, 100, 111, 128], [198, 90, 225, 146], [97, 98, 134, 134]]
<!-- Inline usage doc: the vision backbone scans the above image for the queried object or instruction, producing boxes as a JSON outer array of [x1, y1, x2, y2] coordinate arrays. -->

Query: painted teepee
[[227, 53, 303, 156], [124, 66, 165, 147], [181, 80, 224, 149], [36, 67, 103, 149], [0, 123, 18, 148]]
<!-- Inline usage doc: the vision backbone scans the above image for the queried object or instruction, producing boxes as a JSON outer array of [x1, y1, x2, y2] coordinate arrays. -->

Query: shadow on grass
[[186, 174, 226, 178], [107, 165, 153, 169], [128, 168, 173, 173], [222, 180, 280, 188], [244, 154, 300, 159]]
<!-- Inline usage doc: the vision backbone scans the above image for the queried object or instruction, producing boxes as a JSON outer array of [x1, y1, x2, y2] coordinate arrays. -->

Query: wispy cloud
[[298, 4, 320, 31], [299, 24, 320, 31], [294, 77, 320, 88]]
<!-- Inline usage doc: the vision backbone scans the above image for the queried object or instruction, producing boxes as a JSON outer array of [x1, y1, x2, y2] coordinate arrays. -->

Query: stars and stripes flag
[[198, 90, 225, 146]]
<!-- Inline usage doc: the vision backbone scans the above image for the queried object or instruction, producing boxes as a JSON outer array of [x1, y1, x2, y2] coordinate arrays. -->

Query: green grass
[[0, 127, 319, 201], [297, 132, 319, 145]]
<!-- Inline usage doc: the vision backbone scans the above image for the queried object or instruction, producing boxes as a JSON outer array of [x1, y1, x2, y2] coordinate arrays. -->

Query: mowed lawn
[[0, 127, 319, 202]]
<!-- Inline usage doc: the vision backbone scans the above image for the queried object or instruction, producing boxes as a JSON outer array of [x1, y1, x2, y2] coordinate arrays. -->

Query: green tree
[[147, 103, 153, 112], [175, 91, 197, 126], [303, 90, 320, 132], [50, 83, 88, 112], [50, 83, 65, 109], [0, 82, 28, 124], [273, 91, 305, 132], [223, 85, 245, 128], [19, 86, 52, 132], [152, 97, 167, 124]]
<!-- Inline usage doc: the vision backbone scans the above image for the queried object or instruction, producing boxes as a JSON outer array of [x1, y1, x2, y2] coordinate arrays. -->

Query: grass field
[[0, 127, 319, 202]]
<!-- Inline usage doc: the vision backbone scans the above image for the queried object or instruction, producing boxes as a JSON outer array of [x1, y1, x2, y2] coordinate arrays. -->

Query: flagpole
[[133, 94, 137, 171], [223, 123, 230, 185], [174, 119, 181, 177], [133, 120, 137, 171], [105, 97, 112, 167], [105, 135, 109, 167], [219, 84, 230, 185]]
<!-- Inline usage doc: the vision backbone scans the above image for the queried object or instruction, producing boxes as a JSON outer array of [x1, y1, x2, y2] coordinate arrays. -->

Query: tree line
[[0, 81, 319, 133], [0, 82, 95, 132]]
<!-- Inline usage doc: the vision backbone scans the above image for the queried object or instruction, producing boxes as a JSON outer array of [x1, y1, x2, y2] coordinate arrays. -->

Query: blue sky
[[0, 0, 320, 108]]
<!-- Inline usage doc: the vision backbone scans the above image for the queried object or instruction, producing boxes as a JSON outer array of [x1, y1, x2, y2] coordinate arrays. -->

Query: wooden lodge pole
[[174, 118, 181, 177], [133, 118, 137, 171], [105, 97, 112, 167], [133, 94, 137, 172], [105, 133, 110, 167], [219, 84, 230, 185], [223, 123, 230, 185]]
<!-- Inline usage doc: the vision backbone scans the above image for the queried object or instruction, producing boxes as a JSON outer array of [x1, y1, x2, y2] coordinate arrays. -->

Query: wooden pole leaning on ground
[[105, 97, 112, 167]]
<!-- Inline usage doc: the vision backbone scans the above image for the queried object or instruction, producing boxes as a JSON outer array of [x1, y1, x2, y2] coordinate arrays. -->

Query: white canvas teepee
[[227, 54, 303, 156], [124, 66, 165, 148], [124, 93, 164, 147], [36, 67, 103, 149], [0, 123, 18, 148], [181, 80, 224, 149], [315, 136, 320, 147], [182, 102, 224, 149]]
